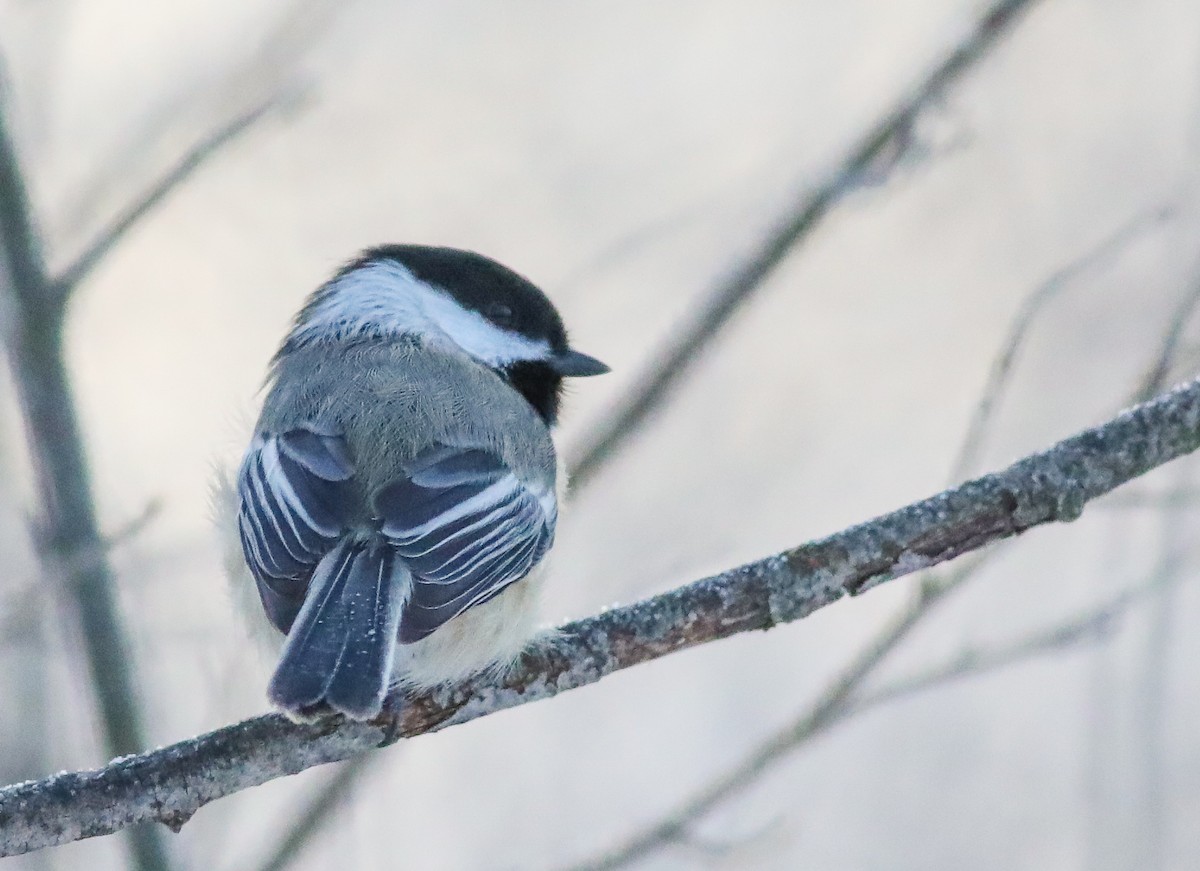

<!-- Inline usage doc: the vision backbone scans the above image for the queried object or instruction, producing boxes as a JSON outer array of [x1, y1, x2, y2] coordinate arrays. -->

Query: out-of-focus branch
[[0, 95, 49, 308], [855, 580, 1149, 715], [566, 0, 1046, 489], [1131, 470, 1194, 868], [1, 499, 161, 641], [561, 553, 989, 871], [3, 375, 1200, 856], [251, 756, 373, 871], [58, 0, 343, 265], [560, 239, 1187, 871], [0, 90, 175, 871], [565, 570, 1153, 871], [1124, 284, 1200, 867], [949, 206, 1173, 483], [52, 98, 283, 300], [1134, 281, 1200, 402]]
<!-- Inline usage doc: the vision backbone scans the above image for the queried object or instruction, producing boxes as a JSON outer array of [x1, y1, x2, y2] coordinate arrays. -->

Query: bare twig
[[1, 497, 163, 639], [58, 0, 343, 256], [554, 197, 722, 297], [102, 498, 164, 550], [1134, 280, 1200, 402], [562, 553, 989, 871], [559, 245, 1189, 871], [949, 206, 1173, 483], [855, 580, 1149, 714], [52, 97, 284, 299], [566, 0, 1045, 490], [2, 375, 1200, 856], [567, 567, 1154, 871], [250, 756, 374, 871], [0, 82, 175, 871], [1132, 469, 1193, 869], [0, 89, 49, 307]]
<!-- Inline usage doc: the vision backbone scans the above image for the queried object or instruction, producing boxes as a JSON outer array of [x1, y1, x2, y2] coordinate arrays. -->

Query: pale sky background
[[2, 1, 1200, 869]]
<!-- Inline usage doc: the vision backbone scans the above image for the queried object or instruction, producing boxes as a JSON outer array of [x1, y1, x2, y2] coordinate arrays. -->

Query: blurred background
[[2, 0, 1200, 868]]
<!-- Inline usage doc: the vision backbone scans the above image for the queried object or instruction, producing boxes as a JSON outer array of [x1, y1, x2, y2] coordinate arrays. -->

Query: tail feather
[[268, 539, 409, 720], [325, 547, 408, 718]]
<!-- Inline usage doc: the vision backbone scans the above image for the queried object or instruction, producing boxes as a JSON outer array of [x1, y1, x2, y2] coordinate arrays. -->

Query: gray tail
[[268, 538, 409, 720]]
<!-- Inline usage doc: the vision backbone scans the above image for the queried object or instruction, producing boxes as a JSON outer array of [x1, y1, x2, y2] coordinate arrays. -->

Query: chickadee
[[230, 245, 608, 721]]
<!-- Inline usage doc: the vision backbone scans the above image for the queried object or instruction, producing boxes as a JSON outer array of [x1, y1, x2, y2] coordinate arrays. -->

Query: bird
[[227, 244, 608, 721]]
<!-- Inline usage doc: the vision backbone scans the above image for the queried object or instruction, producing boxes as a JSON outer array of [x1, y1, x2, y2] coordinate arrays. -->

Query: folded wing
[[375, 445, 557, 643], [237, 425, 355, 633]]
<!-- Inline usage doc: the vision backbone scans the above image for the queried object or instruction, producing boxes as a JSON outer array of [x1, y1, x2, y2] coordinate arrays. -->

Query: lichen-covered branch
[[2, 375, 1199, 857]]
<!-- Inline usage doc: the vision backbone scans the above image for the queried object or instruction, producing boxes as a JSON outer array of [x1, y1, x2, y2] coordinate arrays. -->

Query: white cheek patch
[[290, 261, 552, 367]]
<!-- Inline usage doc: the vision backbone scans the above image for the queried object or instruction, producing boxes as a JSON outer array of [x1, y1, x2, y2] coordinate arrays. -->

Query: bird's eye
[[486, 303, 514, 327]]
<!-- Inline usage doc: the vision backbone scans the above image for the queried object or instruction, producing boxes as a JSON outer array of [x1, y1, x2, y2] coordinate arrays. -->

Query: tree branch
[[251, 756, 374, 871], [563, 241, 1194, 871], [1134, 280, 1200, 403], [0, 81, 175, 871], [566, 0, 1045, 489], [852, 582, 1141, 713], [51, 97, 282, 300], [53, 0, 345, 296], [2, 375, 1200, 856], [949, 205, 1173, 483], [565, 571, 1152, 871], [0, 93, 48, 309]]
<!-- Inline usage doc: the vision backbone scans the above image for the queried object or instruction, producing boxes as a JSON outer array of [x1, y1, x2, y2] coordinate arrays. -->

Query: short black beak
[[550, 348, 610, 377]]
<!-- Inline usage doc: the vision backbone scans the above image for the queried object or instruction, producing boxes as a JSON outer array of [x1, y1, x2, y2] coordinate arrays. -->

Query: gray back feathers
[[260, 340, 556, 502]]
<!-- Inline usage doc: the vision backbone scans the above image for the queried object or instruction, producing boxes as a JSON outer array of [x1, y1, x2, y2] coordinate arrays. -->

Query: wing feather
[[373, 444, 555, 643], [236, 425, 355, 633]]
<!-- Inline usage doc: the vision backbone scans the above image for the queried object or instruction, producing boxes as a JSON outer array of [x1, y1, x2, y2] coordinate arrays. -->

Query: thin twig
[[101, 498, 164, 550], [568, 568, 1154, 871], [559, 248, 1191, 871], [566, 0, 1046, 490], [1, 498, 164, 640], [58, 0, 342, 252], [1131, 469, 1193, 869], [0, 83, 49, 308], [563, 554, 989, 871], [1127, 285, 1200, 867], [251, 756, 373, 871], [52, 97, 284, 299], [1134, 280, 1200, 402], [2, 375, 1200, 857], [949, 205, 1173, 483], [854, 580, 1148, 714], [554, 197, 722, 297]]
